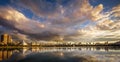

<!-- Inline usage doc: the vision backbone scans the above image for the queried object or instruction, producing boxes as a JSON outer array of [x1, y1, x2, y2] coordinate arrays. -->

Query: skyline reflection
[[0, 46, 120, 62]]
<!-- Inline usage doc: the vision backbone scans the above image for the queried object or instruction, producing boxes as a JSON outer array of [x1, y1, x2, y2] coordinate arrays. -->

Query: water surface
[[0, 46, 120, 62]]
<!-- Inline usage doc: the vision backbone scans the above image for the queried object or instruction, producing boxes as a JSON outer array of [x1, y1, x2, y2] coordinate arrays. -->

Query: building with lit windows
[[0, 33, 12, 45]]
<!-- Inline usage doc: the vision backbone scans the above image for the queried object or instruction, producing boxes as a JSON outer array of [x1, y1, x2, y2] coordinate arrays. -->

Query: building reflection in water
[[0, 46, 120, 61], [0, 49, 13, 61]]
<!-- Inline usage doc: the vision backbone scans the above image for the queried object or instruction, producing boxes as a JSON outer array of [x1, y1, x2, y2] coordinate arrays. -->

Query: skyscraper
[[1, 34, 12, 45], [1, 34, 8, 44], [7, 35, 12, 44]]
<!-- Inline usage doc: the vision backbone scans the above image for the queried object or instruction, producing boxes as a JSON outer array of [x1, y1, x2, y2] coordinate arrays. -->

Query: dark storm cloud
[[0, 17, 17, 30]]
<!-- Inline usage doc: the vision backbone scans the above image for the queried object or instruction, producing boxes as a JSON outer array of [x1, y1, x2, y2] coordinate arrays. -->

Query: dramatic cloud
[[0, 7, 46, 40], [0, 0, 120, 42]]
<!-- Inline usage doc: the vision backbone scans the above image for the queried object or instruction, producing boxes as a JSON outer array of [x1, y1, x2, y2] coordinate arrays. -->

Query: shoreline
[[0, 45, 119, 49]]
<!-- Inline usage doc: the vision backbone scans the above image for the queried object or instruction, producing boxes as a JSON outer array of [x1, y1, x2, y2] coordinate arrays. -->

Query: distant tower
[[7, 35, 12, 44], [105, 41, 108, 45], [1, 34, 8, 44], [1, 34, 12, 45]]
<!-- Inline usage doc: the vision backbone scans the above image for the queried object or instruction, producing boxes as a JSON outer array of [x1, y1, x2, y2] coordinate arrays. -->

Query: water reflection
[[0, 46, 120, 62], [0, 50, 13, 61]]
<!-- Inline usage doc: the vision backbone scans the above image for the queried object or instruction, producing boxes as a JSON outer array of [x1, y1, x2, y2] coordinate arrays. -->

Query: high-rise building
[[7, 35, 12, 44], [1, 34, 12, 45], [1, 34, 8, 44]]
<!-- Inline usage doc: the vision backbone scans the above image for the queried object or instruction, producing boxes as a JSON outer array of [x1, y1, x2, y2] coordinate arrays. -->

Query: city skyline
[[0, 0, 120, 42], [0, 33, 119, 46]]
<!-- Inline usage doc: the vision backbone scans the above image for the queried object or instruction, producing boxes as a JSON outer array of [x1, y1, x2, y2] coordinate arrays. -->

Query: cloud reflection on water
[[1, 47, 120, 62]]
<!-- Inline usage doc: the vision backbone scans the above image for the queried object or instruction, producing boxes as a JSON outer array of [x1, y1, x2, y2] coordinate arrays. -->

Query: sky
[[0, 0, 120, 42]]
